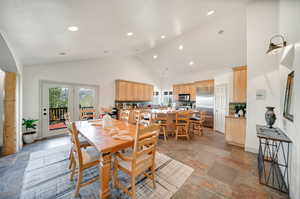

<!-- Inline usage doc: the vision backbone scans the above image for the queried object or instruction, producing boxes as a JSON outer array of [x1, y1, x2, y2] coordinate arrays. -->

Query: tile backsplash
[[229, 102, 247, 116]]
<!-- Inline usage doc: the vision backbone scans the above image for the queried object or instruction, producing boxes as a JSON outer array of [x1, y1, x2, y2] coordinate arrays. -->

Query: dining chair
[[139, 110, 152, 126], [79, 108, 96, 120], [153, 112, 168, 142], [69, 122, 100, 197], [64, 113, 91, 170], [133, 110, 141, 124], [175, 111, 190, 140], [113, 123, 160, 199], [189, 111, 206, 136]]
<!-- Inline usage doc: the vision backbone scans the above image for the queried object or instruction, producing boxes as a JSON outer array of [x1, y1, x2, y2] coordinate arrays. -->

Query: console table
[[256, 125, 292, 193]]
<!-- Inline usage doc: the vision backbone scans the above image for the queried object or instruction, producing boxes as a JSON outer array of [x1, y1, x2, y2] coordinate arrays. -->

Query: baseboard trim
[[245, 146, 258, 154]]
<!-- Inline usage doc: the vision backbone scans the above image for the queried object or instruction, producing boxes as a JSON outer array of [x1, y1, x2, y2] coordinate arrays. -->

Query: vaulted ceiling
[[0, 0, 248, 75]]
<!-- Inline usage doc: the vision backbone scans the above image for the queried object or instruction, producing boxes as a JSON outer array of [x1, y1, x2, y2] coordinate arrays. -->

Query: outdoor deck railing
[[49, 106, 94, 122]]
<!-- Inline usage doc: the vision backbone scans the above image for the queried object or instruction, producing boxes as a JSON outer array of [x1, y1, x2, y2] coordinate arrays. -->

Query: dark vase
[[265, 107, 276, 128]]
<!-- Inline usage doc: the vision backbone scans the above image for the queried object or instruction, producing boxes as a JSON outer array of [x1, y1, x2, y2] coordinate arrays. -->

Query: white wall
[[245, 0, 280, 153], [246, 0, 300, 198], [23, 56, 158, 132], [278, 1, 300, 198]]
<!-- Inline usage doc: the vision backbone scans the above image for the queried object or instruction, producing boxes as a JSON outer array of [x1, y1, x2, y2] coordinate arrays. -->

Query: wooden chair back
[[200, 111, 206, 122], [153, 112, 167, 124], [70, 122, 84, 166], [132, 124, 159, 172], [155, 112, 167, 121], [175, 111, 190, 125], [133, 110, 141, 124], [139, 110, 152, 126], [64, 112, 72, 130], [80, 108, 96, 120], [119, 110, 130, 122]]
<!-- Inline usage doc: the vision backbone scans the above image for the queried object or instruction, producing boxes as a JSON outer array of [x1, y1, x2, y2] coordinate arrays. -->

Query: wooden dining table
[[75, 119, 137, 199]]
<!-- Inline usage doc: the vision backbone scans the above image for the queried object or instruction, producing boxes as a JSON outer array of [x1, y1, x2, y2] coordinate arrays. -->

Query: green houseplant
[[22, 118, 38, 144]]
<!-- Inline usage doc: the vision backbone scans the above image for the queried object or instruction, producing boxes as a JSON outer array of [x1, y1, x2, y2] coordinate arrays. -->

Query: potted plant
[[22, 118, 38, 144]]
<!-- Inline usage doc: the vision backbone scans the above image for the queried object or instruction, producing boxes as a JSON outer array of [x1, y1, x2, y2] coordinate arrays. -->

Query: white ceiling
[[0, 0, 249, 68]]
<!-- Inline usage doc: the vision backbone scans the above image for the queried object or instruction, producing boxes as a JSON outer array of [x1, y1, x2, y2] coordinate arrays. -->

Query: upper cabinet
[[233, 66, 247, 102], [173, 83, 196, 101], [115, 80, 154, 102], [173, 80, 214, 101]]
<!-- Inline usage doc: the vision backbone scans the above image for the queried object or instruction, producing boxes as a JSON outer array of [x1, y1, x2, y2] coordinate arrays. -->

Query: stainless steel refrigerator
[[196, 86, 214, 128]]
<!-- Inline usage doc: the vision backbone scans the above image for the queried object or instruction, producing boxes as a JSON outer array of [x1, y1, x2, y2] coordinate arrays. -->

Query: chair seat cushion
[[118, 153, 152, 172], [81, 147, 99, 164], [189, 117, 200, 121], [79, 136, 90, 146]]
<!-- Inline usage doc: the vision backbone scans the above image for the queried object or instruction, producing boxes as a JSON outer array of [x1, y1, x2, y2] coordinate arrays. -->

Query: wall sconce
[[266, 34, 287, 54]]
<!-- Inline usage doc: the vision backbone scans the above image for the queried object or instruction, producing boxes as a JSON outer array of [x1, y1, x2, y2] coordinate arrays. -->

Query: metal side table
[[256, 125, 292, 194]]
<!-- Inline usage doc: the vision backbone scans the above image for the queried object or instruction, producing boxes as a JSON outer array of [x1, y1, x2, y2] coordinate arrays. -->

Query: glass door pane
[[48, 87, 69, 130], [75, 87, 97, 120]]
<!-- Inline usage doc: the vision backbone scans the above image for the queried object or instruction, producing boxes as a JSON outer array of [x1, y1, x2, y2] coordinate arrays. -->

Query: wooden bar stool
[[189, 111, 206, 136], [175, 111, 190, 140], [153, 112, 168, 142]]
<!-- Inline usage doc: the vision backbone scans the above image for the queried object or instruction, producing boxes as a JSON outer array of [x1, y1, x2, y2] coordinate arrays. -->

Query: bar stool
[[189, 111, 206, 136], [153, 112, 168, 142], [175, 111, 190, 140]]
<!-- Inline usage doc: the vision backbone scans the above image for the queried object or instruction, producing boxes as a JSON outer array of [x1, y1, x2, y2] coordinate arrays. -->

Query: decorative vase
[[23, 131, 37, 144], [265, 107, 276, 128]]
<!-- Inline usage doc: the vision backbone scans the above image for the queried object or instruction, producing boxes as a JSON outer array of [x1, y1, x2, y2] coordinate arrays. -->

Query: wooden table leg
[[99, 153, 112, 199]]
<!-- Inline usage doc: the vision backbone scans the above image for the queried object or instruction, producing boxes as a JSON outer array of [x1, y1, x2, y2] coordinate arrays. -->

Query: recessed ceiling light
[[178, 45, 183, 50], [189, 61, 194, 66], [153, 55, 158, 59], [127, 32, 133, 36], [68, 26, 79, 31], [207, 10, 215, 16], [161, 35, 166, 39]]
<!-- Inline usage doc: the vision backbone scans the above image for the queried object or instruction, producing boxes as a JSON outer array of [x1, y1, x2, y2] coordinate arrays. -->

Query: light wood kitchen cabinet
[[225, 116, 246, 147], [173, 80, 214, 101], [115, 80, 154, 101], [173, 83, 194, 101], [233, 66, 247, 102]]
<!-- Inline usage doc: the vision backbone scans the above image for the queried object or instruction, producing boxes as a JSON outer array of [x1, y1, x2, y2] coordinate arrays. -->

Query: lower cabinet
[[225, 116, 246, 147]]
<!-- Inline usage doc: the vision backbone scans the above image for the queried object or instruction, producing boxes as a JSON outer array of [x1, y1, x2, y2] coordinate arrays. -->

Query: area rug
[[20, 145, 193, 199]]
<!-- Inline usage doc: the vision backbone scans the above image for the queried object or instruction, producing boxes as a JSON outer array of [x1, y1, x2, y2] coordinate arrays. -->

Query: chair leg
[[68, 151, 73, 170], [75, 169, 83, 197], [163, 127, 167, 142], [185, 125, 190, 140], [70, 160, 76, 181], [131, 176, 136, 199], [113, 161, 118, 188], [151, 166, 156, 189]]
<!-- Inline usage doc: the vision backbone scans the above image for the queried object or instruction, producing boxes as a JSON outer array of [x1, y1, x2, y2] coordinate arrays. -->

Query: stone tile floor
[[0, 129, 289, 199]]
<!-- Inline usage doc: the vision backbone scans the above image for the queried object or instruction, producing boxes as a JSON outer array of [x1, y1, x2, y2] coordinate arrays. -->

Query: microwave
[[178, 94, 190, 102]]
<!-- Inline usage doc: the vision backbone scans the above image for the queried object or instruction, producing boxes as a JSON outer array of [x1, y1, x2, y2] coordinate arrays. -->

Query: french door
[[214, 84, 227, 133], [41, 81, 98, 138]]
